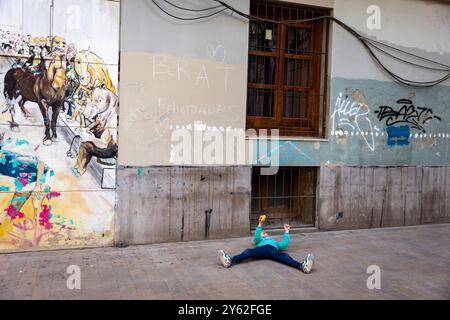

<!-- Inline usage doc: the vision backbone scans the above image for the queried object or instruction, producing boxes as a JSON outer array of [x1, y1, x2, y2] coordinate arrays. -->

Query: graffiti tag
[[331, 92, 375, 151], [374, 99, 441, 133], [374, 99, 441, 146]]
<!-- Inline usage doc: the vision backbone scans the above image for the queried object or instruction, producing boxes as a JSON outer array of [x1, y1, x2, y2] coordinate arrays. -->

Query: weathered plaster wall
[[119, 52, 248, 166], [117, 0, 450, 241], [257, 0, 450, 167], [115, 166, 251, 245], [0, 0, 119, 252], [331, 0, 450, 81], [116, 0, 253, 244], [118, 0, 250, 166], [265, 0, 450, 230], [255, 78, 450, 166], [119, 1, 450, 169]]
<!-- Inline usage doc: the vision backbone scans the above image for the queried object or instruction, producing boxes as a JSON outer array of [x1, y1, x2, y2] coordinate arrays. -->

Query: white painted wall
[[330, 0, 450, 84], [334, 0, 450, 54]]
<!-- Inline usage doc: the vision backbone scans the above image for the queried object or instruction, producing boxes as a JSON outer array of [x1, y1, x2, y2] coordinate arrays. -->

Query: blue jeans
[[231, 245, 302, 269]]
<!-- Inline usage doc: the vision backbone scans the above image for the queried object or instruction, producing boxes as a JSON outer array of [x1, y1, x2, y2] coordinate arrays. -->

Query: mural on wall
[[374, 99, 441, 146], [0, 0, 118, 251]]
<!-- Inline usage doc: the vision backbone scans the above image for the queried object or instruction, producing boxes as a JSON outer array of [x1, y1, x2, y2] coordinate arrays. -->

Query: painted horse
[[73, 49, 116, 94], [3, 42, 67, 145]]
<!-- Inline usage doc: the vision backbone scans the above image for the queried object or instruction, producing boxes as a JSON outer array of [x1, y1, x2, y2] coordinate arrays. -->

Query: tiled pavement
[[1, 224, 449, 299]]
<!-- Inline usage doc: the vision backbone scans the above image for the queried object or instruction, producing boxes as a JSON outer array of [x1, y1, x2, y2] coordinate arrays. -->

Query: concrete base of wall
[[115, 166, 251, 245], [318, 166, 450, 230], [115, 164, 449, 245]]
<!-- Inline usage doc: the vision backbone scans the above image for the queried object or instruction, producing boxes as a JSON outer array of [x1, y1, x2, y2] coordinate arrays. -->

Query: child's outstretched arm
[[253, 215, 266, 244], [277, 224, 290, 250]]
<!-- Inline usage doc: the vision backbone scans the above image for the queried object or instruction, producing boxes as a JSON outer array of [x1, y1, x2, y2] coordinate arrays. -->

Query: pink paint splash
[[46, 192, 61, 200], [19, 172, 32, 178], [39, 205, 53, 230], [17, 178, 28, 187], [4, 205, 25, 220]]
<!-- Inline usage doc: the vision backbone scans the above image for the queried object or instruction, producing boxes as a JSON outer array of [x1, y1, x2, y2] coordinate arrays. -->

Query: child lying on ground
[[218, 214, 314, 273]]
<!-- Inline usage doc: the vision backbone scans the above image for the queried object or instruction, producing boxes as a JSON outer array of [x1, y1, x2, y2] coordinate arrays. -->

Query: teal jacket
[[253, 226, 290, 250]]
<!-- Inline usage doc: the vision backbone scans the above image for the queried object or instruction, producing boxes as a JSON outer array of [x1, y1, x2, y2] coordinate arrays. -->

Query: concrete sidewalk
[[1, 224, 449, 300]]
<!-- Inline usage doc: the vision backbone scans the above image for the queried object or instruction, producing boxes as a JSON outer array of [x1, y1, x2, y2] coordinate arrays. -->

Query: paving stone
[[1, 224, 449, 299]]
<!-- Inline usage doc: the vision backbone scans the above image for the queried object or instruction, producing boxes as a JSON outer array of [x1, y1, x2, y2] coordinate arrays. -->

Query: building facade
[[0, 0, 449, 252]]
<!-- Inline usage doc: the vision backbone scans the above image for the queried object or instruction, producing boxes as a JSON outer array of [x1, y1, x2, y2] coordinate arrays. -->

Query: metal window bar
[[251, 167, 317, 229]]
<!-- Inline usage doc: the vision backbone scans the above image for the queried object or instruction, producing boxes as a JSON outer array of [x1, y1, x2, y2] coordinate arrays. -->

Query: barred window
[[251, 167, 317, 228], [246, 0, 330, 137]]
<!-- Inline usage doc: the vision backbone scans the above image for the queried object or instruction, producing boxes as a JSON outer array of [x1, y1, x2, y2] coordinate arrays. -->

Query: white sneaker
[[218, 250, 232, 268], [302, 254, 314, 274]]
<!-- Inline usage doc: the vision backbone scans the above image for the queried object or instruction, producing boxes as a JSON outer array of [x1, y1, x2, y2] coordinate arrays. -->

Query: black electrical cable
[[213, 0, 450, 87], [364, 40, 450, 72], [330, 17, 450, 87], [152, 0, 228, 21], [161, 0, 225, 12], [152, 0, 450, 87], [361, 36, 450, 70], [359, 37, 450, 87]]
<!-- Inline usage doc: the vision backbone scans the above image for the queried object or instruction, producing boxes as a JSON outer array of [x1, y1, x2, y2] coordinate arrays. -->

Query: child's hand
[[258, 214, 266, 226], [284, 224, 290, 232]]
